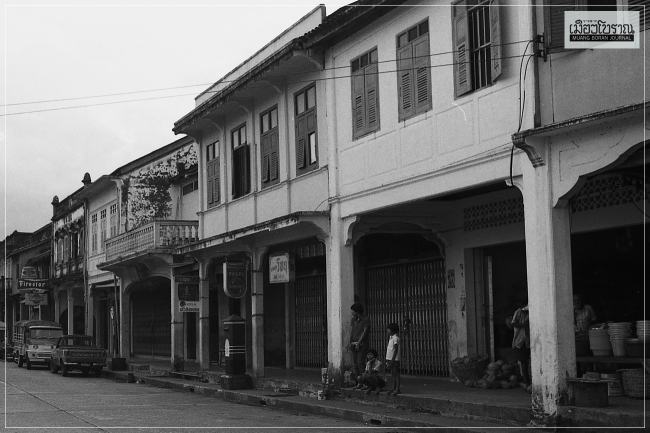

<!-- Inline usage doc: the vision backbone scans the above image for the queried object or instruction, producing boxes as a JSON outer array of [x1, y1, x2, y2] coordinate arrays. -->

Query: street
[[1, 360, 385, 432]]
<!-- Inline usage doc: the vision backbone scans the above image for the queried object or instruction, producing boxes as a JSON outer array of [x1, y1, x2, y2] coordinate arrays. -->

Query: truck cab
[[13, 320, 63, 369]]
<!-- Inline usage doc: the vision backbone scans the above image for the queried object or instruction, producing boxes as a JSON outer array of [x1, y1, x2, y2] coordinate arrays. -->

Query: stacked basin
[[608, 322, 632, 356], [589, 328, 612, 356]]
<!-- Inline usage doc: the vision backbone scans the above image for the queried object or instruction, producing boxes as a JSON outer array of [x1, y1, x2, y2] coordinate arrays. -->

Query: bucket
[[601, 372, 624, 397], [589, 329, 612, 352], [610, 337, 627, 356]]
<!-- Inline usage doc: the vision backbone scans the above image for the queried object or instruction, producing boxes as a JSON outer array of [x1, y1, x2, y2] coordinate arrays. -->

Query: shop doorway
[[130, 277, 171, 357], [361, 233, 447, 376]]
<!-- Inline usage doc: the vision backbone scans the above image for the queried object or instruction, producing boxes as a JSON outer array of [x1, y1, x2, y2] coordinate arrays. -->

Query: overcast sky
[[1, 0, 345, 237]]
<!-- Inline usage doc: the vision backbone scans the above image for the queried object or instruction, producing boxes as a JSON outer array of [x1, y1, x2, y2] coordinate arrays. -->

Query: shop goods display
[[636, 320, 649, 340], [601, 372, 624, 397], [589, 328, 612, 356], [608, 322, 632, 356], [624, 338, 644, 357], [451, 354, 489, 384], [620, 369, 650, 399], [453, 357, 524, 389]]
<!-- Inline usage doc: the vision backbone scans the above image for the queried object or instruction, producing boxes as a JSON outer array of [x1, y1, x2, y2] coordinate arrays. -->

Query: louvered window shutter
[[260, 134, 270, 183], [365, 63, 379, 132], [490, 0, 502, 82], [296, 116, 306, 169], [243, 145, 250, 194], [352, 71, 366, 138], [413, 36, 432, 113], [397, 44, 414, 120], [628, 0, 650, 31], [213, 157, 220, 203], [453, 0, 472, 97], [546, 0, 580, 52], [270, 130, 279, 180], [207, 164, 214, 205], [207, 158, 220, 206]]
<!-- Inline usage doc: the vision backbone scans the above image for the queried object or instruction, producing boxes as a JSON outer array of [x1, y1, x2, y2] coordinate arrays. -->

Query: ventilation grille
[[571, 174, 646, 213], [463, 197, 524, 231]]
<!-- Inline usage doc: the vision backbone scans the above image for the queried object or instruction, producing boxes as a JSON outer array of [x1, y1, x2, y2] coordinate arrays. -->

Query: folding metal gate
[[366, 258, 448, 376], [295, 274, 327, 368]]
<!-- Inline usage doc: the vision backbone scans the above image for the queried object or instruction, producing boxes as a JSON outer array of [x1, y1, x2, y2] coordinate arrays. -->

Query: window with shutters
[[100, 209, 107, 251], [295, 84, 318, 175], [351, 48, 380, 139], [91, 213, 98, 254], [260, 106, 280, 187], [231, 124, 250, 199], [452, 0, 502, 98], [544, 1, 646, 52], [109, 203, 118, 238], [397, 19, 432, 121], [206, 141, 220, 208]]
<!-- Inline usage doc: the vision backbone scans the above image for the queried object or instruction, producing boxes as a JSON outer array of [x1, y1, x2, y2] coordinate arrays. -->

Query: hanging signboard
[[19, 279, 49, 292], [223, 262, 247, 299], [25, 292, 48, 306], [21, 266, 38, 279], [269, 253, 290, 284], [175, 275, 200, 313]]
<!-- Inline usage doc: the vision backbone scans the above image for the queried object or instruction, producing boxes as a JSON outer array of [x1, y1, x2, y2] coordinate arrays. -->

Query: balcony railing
[[53, 256, 84, 279], [105, 220, 199, 262]]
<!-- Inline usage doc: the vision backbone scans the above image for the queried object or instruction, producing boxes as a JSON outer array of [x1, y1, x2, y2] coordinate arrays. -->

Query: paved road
[[1, 360, 389, 432]]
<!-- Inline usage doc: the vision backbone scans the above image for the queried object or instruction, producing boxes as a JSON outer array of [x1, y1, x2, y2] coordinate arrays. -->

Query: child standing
[[385, 323, 401, 395], [356, 349, 386, 394]]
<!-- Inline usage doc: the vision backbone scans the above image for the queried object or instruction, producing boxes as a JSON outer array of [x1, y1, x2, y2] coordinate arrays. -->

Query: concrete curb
[[102, 369, 530, 431]]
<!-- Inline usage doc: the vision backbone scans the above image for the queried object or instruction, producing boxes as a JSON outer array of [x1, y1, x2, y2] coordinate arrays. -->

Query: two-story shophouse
[[177, 0, 645, 424], [1, 231, 32, 327], [51, 182, 87, 335], [92, 136, 199, 366]]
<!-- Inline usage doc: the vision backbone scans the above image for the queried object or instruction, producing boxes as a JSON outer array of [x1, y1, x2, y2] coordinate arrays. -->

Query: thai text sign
[[565, 11, 639, 49], [223, 262, 247, 299], [269, 253, 290, 284], [175, 275, 199, 313]]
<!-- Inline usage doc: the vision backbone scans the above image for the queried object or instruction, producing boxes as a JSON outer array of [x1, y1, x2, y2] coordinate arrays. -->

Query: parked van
[[13, 320, 63, 369]]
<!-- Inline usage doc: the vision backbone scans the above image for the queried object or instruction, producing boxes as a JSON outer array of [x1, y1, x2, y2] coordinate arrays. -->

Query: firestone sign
[[19, 279, 49, 291]]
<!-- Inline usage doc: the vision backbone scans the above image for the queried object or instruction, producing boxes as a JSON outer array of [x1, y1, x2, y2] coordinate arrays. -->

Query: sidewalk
[[103, 358, 648, 430]]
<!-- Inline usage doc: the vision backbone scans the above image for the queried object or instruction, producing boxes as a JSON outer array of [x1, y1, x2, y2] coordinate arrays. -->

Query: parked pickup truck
[[50, 335, 108, 377]]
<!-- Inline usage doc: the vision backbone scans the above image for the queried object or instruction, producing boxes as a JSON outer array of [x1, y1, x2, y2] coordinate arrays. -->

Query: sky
[[1, 0, 346, 237]]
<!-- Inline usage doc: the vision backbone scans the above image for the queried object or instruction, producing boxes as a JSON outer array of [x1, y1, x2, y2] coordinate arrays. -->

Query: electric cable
[[509, 40, 534, 188], [2, 53, 536, 117], [4, 39, 532, 108]]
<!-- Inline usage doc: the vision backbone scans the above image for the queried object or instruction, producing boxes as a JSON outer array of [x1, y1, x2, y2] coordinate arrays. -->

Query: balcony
[[105, 220, 199, 263], [53, 257, 84, 279]]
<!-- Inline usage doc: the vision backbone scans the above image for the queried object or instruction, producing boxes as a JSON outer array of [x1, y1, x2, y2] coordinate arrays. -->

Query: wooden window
[[295, 84, 318, 175], [182, 180, 198, 195], [260, 106, 280, 187], [109, 203, 118, 238], [91, 213, 98, 254], [397, 19, 432, 120], [452, 0, 502, 98], [351, 48, 380, 139], [206, 141, 220, 208], [231, 125, 250, 199], [100, 209, 107, 252], [546, 1, 647, 52]]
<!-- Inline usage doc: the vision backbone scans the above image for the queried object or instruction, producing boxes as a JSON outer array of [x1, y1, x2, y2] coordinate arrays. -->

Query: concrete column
[[326, 206, 355, 382], [198, 261, 210, 370], [54, 289, 61, 324], [119, 280, 130, 360], [251, 248, 265, 377], [67, 289, 74, 335], [171, 272, 184, 371], [520, 147, 576, 425], [86, 287, 95, 339]]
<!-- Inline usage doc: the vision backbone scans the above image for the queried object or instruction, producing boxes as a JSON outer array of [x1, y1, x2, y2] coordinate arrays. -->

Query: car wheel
[[81, 367, 90, 376], [93, 367, 102, 377], [17, 355, 23, 367], [26, 357, 32, 370], [50, 359, 59, 374], [61, 364, 69, 377]]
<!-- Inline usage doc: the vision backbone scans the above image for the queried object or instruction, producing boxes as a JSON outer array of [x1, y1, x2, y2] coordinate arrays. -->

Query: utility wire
[[2, 52, 535, 117], [4, 39, 532, 107]]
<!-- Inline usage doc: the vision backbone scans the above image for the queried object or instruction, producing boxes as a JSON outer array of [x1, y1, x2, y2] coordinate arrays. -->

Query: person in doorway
[[384, 323, 401, 395], [356, 349, 386, 394], [509, 299, 531, 392], [350, 302, 370, 385], [573, 293, 597, 334]]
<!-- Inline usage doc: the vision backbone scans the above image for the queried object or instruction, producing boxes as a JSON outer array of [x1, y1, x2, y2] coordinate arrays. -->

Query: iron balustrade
[[105, 220, 199, 262]]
